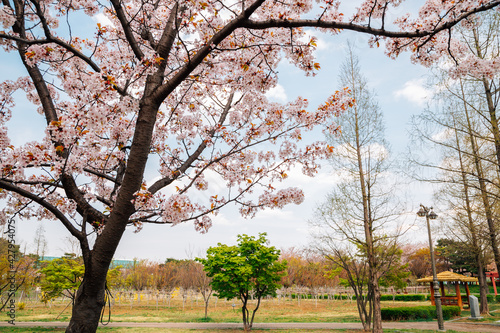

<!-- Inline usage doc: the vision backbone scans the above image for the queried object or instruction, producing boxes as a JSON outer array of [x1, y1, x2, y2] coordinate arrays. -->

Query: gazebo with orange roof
[[417, 271, 478, 309]]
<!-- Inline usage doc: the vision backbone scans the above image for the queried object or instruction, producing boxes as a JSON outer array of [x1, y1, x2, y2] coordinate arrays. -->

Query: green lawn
[[3, 297, 499, 333], [0, 328, 487, 333], [10, 298, 431, 323]]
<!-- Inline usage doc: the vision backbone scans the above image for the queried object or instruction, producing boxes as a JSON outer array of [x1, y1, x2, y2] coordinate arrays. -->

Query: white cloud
[[255, 208, 296, 220], [362, 143, 389, 160], [393, 78, 433, 106], [314, 35, 333, 51], [265, 84, 288, 103], [92, 13, 115, 27], [302, 31, 334, 52], [211, 213, 236, 226], [333, 142, 388, 162], [432, 128, 453, 142]]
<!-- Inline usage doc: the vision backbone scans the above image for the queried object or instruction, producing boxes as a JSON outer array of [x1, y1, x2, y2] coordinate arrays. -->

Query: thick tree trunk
[[477, 261, 489, 314], [453, 119, 489, 315], [66, 279, 106, 333], [482, 79, 500, 273], [371, 280, 382, 333], [473, 30, 500, 274], [66, 245, 114, 333]]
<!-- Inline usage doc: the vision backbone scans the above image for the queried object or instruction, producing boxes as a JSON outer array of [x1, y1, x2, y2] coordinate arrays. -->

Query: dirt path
[[1, 321, 500, 332]]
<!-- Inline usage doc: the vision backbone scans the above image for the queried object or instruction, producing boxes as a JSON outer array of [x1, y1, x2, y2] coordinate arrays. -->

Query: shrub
[[381, 305, 461, 321], [289, 293, 427, 301], [485, 294, 500, 303], [380, 294, 427, 301], [290, 293, 313, 299], [17, 302, 26, 310], [442, 306, 461, 319]]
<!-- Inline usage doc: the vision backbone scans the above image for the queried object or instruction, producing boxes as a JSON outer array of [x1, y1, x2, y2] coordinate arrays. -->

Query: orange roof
[[417, 271, 478, 283]]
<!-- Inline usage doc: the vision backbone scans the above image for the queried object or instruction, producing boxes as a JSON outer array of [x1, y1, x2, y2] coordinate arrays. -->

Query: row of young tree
[[0, 233, 467, 311]]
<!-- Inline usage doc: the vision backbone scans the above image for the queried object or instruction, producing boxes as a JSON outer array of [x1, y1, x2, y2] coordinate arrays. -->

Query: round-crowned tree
[[197, 233, 286, 331]]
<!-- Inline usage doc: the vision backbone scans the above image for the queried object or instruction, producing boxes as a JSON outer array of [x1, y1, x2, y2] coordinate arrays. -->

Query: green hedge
[[288, 292, 500, 303], [381, 305, 461, 321], [288, 293, 427, 301], [289, 294, 322, 299], [422, 294, 500, 303], [380, 294, 427, 301], [485, 294, 500, 303], [471, 294, 500, 303]]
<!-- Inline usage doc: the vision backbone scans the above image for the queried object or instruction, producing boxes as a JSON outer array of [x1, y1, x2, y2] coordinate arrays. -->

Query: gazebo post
[[492, 274, 498, 296], [465, 283, 470, 308], [430, 282, 435, 305], [440, 281, 445, 297], [455, 282, 462, 308]]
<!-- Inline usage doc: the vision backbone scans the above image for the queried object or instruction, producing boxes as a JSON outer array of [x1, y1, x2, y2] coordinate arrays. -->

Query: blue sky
[[1, 2, 440, 260], [118, 31, 436, 260]]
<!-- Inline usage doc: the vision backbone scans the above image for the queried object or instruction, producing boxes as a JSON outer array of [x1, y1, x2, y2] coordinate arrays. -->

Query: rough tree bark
[[472, 27, 500, 275], [453, 117, 489, 314]]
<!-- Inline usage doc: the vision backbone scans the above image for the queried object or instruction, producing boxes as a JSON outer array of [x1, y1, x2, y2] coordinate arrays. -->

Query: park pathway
[[1, 321, 500, 332]]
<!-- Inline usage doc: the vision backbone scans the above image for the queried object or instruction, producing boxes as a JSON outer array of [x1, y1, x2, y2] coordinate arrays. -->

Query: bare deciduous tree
[[310, 45, 406, 333]]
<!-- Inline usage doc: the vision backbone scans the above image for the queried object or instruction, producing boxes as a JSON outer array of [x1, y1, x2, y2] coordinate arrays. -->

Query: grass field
[[3, 296, 500, 333], [12, 297, 434, 323], [8, 297, 500, 322], [0, 328, 488, 333]]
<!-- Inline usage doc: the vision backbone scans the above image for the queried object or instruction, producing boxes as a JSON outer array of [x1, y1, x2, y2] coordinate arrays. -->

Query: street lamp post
[[417, 204, 445, 332]]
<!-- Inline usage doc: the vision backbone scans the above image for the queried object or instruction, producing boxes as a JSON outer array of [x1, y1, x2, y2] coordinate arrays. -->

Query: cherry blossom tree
[[1, 1, 500, 332]]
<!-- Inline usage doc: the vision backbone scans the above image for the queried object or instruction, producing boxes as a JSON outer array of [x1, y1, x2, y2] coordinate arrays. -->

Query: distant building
[[40, 256, 135, 269], [40, 256, 59, 261], [110, 259, 135, 269]]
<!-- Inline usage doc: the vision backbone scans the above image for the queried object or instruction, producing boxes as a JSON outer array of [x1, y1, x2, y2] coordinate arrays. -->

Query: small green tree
[[376, 245, 410, 291], [40, 253, 84, 305], [40, 254, 123, 307], [197, 233, 286, 331]]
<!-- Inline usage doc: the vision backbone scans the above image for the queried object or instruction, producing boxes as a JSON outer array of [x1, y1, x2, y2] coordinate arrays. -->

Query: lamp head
[[417, 207, 427, 217], [429, 210, 438, 220]]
